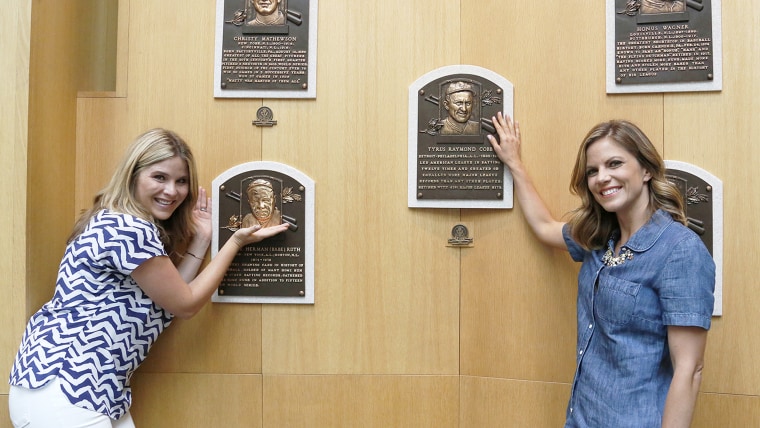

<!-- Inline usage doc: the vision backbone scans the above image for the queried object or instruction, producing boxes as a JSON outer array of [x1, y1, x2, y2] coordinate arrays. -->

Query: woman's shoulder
[[94, 209, 155, 228]]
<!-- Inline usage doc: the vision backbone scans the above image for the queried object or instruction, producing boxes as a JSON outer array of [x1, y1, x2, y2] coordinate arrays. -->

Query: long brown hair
[[567, 120, 686, 250], [68, 129, 199, 255]]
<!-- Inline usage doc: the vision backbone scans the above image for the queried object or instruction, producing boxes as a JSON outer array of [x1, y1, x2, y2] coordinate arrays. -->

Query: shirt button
[[588, 324, 593, 329], [579, 350, 583, 355]]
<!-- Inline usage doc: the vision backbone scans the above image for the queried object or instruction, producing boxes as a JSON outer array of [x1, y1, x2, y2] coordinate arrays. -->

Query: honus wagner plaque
[[606, 0, 722, 93]]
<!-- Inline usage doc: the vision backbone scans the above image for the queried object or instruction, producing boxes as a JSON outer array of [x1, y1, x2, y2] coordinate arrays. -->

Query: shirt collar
[[618, 209, 674, 252]]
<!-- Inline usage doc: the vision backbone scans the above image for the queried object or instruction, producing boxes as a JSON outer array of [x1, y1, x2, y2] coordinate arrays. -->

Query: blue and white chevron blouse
[[9, 210, 174, 419]]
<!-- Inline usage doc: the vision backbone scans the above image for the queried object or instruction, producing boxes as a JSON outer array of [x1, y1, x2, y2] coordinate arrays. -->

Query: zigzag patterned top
[[9, 210, 174, 419]]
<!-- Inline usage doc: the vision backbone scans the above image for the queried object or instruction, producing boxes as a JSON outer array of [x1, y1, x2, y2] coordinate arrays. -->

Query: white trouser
[[9, 378, 135, 428]]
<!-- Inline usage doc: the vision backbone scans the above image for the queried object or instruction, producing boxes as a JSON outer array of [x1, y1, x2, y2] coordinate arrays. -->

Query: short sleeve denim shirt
[[562, 209, 715, 428]]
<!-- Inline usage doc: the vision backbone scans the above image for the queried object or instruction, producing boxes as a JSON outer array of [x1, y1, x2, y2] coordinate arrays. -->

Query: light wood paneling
[[263, 375, 459, 428], [130, 373, 263, 428], [26, 0, 82, 316], [1, 0, 31, 399], [140, 303, 263, 374], [74, 97, 130, 210], [664, 1, 760, 397], [460, 376, 569, 427], [261, 0, 462, 375], [0, 395, 8, 427], [693, 393, 760, 428]]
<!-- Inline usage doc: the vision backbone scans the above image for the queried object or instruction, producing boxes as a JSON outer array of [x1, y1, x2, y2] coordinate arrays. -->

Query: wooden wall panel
[[130, 373, 263, 428], [664, 1, 760, 399], [460, 376, 568, 427], [0, 396, 8, 426], [693, 393, 760, 428], [261, 0, 462, 374], [0, 0, 31, 399], [263, 375, 459, 428], [25, 0, 82, 318]]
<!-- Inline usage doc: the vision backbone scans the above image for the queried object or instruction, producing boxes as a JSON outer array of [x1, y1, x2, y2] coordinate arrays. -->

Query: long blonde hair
[[567, 120, 685, 250], [68, 129, 199, 254]]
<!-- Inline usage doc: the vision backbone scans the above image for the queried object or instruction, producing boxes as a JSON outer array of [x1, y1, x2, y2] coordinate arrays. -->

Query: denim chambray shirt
[[562, 209, 715, 428]]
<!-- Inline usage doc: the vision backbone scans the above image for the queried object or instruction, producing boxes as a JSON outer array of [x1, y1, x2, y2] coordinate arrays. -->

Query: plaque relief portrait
[[640, 0, 686, 15], [247, 0, 287, 26], [242, 178, 283, 228], [440, 81, 481, 136]]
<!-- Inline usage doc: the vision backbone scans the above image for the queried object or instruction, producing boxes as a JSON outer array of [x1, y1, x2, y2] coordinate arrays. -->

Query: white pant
[[9, 378, 135, 428]]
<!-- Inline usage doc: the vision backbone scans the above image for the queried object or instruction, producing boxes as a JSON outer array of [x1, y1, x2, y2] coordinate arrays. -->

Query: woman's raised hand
[[192, 187, 213, 242], [487, 112, 522, 169]]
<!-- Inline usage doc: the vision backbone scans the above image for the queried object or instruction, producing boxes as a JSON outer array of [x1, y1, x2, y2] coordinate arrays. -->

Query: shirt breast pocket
[[595, 276, 641, 325]]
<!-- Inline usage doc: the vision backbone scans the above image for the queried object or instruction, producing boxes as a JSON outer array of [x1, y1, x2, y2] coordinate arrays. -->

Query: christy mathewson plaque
[[214, 0, 318, 99], [212, 161, 315, 304], [606, 0, 722, 93], [408, 65, 514, 209]]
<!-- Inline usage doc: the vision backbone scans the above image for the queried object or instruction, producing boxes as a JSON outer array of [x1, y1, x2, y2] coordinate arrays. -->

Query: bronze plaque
[[607, 0, 722, 93], [214, 0, 318, 98], [665, 160, 723, 316], [409, 66, 514, 209], [212, 162, 315, 304]]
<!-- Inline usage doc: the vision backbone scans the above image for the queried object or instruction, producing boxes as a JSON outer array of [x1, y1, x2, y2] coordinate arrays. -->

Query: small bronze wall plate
[[447, 223, 474, 248], [253, 106, 277, 127]]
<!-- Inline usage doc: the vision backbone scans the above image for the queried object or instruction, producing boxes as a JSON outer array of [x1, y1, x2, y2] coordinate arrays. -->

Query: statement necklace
[[601, 239, 634, 267]]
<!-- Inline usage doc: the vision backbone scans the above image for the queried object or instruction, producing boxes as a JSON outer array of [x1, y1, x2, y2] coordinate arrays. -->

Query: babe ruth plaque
[[214, 0, 318, 99], [408, 65, 514, 209], [606, 0, 722, 93], [211, 161, 315, 304]]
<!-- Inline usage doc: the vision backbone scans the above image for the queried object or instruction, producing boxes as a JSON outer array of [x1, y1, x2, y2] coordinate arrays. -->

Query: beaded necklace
[[601, 238, 634, 267]]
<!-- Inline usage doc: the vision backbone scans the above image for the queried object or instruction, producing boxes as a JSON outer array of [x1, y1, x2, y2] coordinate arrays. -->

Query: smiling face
[[444, 91, 474, 123], [584, 137, 652, 219], [253, 0, 280, 15], [134, 156, 190, 220]]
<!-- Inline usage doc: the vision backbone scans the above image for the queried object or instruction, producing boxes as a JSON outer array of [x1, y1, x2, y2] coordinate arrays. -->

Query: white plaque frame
[[211, 161, 315, 304], [408, 65, 514, 209], [606, 0, 723, 94], [213, 0, 318, 99], [666, 160, 723, 316]]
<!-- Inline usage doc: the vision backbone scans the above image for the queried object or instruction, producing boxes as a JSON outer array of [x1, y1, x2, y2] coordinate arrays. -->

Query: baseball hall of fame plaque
[[214, 0, 318, 99], [211, 161, 315, 304], [665, 160, 723, 316], [607, 0, 722, 93], [408, 65, 514, 209]]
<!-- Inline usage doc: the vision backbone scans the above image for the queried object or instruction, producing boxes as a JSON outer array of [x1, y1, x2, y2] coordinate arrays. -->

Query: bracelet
[[186, 251, 203, 260]]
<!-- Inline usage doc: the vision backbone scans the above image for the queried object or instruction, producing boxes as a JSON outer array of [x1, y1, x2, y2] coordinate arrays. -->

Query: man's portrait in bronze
[[440, 81, 481, 136], [242, 179, 283, 228], [640, 0, 685, 14], [247, 0, 287, 26]]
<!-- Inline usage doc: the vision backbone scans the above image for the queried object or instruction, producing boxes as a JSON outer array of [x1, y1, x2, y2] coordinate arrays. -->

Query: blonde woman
[[9, 129, 288, 427]]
